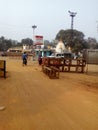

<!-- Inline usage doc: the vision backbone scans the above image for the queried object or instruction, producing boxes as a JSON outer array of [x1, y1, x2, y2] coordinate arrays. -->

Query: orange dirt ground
[[0, 57, 98, 130]]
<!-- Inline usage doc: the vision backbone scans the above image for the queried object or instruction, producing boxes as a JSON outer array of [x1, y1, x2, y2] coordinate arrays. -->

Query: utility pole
[[32, 25, 37, 44]]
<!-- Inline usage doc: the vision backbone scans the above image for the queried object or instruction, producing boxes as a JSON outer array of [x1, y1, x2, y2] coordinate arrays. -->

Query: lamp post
[[32, 25, 37, 44], [68, 11, 77, 48], [96, 21, 98, 35], [68, 11, 77, 30]]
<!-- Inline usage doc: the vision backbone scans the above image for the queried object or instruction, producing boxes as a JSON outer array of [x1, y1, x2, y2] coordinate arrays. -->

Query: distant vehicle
[[47, 52, 73, 58]]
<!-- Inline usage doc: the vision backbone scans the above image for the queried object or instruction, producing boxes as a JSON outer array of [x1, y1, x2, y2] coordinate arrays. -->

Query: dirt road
[[0, 57, 98, 130]]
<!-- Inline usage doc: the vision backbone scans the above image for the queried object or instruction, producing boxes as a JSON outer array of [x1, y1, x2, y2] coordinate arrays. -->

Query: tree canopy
[[0, 37, 33, 51], [21, 38, 33, 46], [0, 36, 18, 51], [55, 29, 87, 53]]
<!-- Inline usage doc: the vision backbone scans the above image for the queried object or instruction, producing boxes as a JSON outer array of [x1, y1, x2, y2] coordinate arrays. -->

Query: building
[[83, 49, 98, 64]]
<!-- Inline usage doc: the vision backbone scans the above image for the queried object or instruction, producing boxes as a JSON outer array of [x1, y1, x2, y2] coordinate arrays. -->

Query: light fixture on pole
[[32, 25, 37, 44]]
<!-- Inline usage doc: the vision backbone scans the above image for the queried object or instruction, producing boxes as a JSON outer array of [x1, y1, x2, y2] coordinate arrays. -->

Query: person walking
[[22, 52, 28, 66], [38, 54, 42, 65]]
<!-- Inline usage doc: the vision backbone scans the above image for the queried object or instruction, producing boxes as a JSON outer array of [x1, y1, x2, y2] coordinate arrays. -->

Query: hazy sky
[[0, 0, 98, 42]]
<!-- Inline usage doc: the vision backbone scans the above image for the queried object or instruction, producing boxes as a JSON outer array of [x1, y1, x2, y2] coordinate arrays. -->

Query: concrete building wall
[[84, 49, 98, 64]]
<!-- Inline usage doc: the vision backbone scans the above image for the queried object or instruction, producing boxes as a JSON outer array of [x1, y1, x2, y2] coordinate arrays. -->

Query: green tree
[[21, 38, 33, 46], [96, 43, 98, 48], [0, 36, 18, 51], [55, 29, 87, 53], [86, 37, 98, 49]]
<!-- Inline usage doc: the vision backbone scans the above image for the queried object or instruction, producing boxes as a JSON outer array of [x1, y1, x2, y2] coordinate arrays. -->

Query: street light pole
[[68, 11, 77, 48], [32, 25, 37, 44], [96, 21, 98, 35], [68, 11, 77, 30]]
